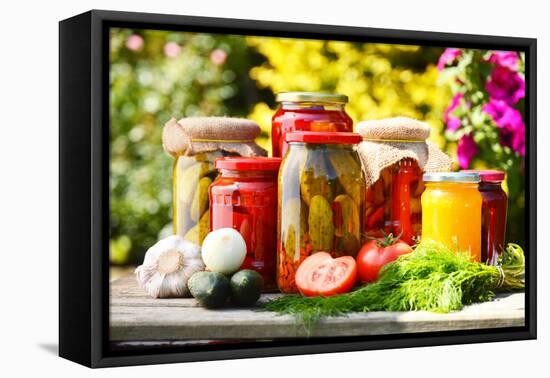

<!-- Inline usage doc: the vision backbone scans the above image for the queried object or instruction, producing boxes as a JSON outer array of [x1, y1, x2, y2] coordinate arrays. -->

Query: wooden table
[[110, 274, 525, 342]]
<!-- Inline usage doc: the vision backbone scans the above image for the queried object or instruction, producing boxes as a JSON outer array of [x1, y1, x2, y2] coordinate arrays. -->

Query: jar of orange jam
[[421, 172, 482, 261]]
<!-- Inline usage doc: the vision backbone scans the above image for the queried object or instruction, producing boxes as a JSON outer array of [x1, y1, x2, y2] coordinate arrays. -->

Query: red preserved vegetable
[[271, 92, 353, 157], [357, 117, 453, 246], [210, 157, 281, 291], [364, 159, 423, 245]]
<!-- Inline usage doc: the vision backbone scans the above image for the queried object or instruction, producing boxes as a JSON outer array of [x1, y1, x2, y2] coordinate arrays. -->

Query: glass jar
[[278, 131, 364, 293], [173, 151, 235, 245], [364, 158, 424, 245], [210, 157, 282, 291], [421, 172, 482, 261], [463, 170, 508, 265], [166, 117, 267, 245], [271, 92, 353, 158]]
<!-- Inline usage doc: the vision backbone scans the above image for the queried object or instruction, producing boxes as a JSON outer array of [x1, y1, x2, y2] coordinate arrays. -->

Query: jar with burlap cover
[[163, 117, 267, 244], [357, 117, 452, 244]]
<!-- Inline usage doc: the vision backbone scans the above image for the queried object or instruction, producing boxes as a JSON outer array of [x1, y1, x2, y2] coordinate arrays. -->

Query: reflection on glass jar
[[271, 92, 353, 158], [277, 131, 364, 293], [421, 172, 482, 261], [210, 157, 281, 292]]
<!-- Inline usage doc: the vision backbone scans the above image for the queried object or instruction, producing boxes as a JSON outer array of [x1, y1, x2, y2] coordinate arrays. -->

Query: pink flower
[[126, 34, 144, 52], [483, 98, 522, 126], [446, 116, 461, 132], [457, 134, 478, 169], [486, 65, 525, 105], [210, 49, 228, 65], [164, 42, 181, 58], [444, 93, 464, 132], [437, 48, 462, 71], [483, 99, 525, 156], [500, 124, 526, 156], [486, 51, 519, 70]]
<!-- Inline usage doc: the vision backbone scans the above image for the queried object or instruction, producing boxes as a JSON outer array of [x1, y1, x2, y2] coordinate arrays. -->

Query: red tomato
[[296, 252, 357, 297], [356, 236, 413, 283]]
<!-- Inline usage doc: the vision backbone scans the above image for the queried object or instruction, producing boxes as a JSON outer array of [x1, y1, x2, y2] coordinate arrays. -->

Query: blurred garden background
[[109, 28, 526, 268]]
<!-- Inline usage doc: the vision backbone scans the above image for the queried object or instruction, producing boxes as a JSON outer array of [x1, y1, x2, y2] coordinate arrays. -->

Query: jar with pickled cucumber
[[162, 117, 267, 245], [173, 151, 234, 244], [277, 131, 364, 293]]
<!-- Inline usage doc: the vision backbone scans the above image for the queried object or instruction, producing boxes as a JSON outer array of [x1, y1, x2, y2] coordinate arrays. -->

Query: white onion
[[201, 228, 247, 274]]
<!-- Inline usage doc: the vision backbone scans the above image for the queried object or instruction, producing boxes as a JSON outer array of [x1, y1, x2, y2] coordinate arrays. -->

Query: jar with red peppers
[[462, 170, 508, 265], [271, 92, 353, 158], [357, 117, 453, 245], [365, 159, 424, 244], [209, 157, 282, 291]]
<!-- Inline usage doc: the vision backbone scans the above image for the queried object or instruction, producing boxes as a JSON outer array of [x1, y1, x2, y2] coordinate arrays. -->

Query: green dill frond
[[263, 240, 525, 332]]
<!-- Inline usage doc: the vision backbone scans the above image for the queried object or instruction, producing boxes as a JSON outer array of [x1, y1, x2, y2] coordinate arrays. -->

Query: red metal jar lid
[[461, 169, 505, 182], [285, 131, 362, 144], [214, 157, 282, 171]]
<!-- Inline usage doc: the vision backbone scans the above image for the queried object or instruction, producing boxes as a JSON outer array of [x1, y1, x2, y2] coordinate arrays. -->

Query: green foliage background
[[109, 29, 525, 265]]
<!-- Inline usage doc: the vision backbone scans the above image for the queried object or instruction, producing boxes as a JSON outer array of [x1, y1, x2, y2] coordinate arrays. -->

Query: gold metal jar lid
[[276, 91, 348, 104]]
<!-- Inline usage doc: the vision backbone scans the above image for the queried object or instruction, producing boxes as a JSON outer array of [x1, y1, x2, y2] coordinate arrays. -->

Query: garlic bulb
[[135, 235, 205, 298]]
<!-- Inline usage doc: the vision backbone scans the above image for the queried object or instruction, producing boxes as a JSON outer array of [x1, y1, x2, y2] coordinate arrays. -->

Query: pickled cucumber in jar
[[173, 152, 222, 242], [163, 117, 268, 246], [277, 131, 364, 293]]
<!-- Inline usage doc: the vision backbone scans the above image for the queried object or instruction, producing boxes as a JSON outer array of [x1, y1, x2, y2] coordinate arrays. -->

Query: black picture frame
[[59, 9, 537, 368]]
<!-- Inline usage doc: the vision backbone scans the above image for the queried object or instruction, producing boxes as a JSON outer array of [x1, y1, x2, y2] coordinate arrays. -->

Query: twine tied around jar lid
[[357, 117, 453, 188], [162, 117, 267, 157]]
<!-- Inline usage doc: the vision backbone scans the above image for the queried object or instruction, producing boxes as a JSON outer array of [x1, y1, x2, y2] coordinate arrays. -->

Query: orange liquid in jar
[[421, 180, 482, 261]]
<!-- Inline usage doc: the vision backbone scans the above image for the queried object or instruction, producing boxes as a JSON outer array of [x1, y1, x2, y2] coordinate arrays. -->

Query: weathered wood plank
[[110, 273, 525, 342], [110, 274, 282, 308]]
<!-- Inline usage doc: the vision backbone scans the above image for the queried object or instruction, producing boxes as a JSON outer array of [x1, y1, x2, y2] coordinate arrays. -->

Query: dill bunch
[[263, 241, 525, 331]]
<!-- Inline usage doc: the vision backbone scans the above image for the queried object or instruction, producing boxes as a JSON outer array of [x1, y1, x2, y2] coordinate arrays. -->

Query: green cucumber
[[188, 271, 230, 309], [230, 270, 264, 307]]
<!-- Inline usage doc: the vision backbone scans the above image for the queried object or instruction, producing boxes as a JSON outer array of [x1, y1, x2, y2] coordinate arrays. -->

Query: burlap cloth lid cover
[[162, 117, 267, 157], [357, 117, 453, 187]]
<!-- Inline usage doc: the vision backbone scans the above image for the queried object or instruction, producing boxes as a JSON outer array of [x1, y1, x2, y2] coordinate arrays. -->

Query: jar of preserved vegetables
[[277, 131, 364, 293], [271, 92, 353, 158], [421, 172, 482, 261], [365, 158, 424, 244], [210, 157, 282, 291], [462, 170, 508, 265], [357, 117, 453, 245], [162, 117, 267, 245]]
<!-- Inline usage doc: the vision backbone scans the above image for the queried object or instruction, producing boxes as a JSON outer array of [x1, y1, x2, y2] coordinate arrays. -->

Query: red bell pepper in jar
[[357, 118, 453, 245], [271, 92, 353, 158], [391, 159, 423, 244], [210, 157, 282, 291], [364, 159, 423, 245]]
